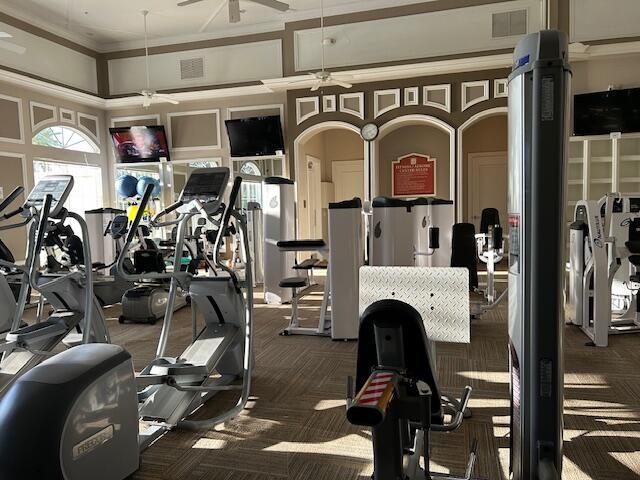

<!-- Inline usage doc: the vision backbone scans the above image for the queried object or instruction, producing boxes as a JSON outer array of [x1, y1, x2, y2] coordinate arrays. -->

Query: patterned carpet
[[93, 284, 640, 480]]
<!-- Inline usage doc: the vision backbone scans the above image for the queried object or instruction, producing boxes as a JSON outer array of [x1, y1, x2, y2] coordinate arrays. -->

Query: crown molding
[[0, 68, 106, 108], [2, 40, 639, 111]]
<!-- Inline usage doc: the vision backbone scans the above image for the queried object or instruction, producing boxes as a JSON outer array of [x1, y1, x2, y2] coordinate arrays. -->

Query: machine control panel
[[178, 168, 230, 214], [24, 175, 74, 218]]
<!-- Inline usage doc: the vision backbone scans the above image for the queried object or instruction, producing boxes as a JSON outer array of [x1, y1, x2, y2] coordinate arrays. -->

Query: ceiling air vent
[[492, 9, 527, 38], [180, 57, 205, 80]]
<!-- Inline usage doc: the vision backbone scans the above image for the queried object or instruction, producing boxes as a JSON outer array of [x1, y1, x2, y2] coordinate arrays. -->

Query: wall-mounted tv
[[225, 116, 284, 157], [574, 88, 640, 136], [109, 125, 170, 163]]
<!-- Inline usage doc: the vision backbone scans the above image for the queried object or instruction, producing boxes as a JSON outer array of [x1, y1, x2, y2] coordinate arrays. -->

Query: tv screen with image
[[109, 125, 170, 163], [225, 116, 284, 157]]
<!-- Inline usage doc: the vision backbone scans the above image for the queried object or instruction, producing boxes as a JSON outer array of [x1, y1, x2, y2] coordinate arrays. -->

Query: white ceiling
[[0, 0, 432, 52]]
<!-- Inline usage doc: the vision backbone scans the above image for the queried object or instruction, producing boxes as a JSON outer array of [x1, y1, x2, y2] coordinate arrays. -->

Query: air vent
[[180, 57, 204, 80], [492, 9, 527, 38]]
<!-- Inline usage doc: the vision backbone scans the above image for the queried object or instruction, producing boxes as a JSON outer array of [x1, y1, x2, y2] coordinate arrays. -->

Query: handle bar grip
[[346, 371, 396, 427], [153, 200, 184, 223], [2, 207, 24, 221], [124, 183, 155, 246], [29, 194, 53, 290]]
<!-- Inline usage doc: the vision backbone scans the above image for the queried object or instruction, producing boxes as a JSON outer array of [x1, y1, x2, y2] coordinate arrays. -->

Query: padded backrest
[[451, 223, 478, 289], [480, 208, 500, 234], [356, 299, 444, 424], [0, 239, 14, 263]]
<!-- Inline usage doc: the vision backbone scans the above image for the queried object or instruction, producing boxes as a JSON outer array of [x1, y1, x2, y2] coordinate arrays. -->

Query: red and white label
[[358, 372, 394, 405]]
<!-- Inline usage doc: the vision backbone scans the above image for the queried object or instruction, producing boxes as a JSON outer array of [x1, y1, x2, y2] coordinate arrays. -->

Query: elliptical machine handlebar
[[27, 194, 96, 340], [213, 176, 243, 290], [152, 200, 185, 228], [0, 186, 24, 215]]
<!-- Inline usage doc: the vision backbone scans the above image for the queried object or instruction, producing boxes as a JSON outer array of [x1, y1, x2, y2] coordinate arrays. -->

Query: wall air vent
[[492, 9, 527, 38], [180, 57, 205, 80]]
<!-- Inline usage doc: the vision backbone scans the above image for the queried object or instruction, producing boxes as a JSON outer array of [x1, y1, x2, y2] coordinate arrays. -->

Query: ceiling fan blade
[[331, 79, 353, 89], [248, 0, 289, 12], [0, 41, 26, 55], [199, 0, 228, 32], [310, 82, 321, 92], [155, 94, 180, 105], [177, 0, 204, 6], [229, 0, 241, 23], [0, 32, 13, 38]]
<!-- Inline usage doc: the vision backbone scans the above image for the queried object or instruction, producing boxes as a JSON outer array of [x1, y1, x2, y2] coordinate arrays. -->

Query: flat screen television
[[574, 88, 640, 136], [109, 125, 170, 163], [225, 116, 284, 157]]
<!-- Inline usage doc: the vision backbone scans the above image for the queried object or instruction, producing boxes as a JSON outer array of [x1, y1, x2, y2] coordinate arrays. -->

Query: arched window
[[240, 161, 261, 176], [32, 126, 99, 154]]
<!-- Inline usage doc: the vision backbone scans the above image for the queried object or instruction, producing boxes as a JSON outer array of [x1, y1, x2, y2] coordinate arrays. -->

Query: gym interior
[[0, 1, 638, 479]]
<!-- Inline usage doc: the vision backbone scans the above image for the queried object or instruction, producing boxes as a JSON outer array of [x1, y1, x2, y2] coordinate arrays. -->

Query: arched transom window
[[33, 126, 100, 154]]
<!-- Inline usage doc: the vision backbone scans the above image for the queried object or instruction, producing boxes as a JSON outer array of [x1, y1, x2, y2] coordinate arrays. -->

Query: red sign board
[[392, 154, 436, 197]]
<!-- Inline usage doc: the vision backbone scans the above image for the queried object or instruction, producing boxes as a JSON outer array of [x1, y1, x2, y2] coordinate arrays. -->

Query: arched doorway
[[373, 114, 455, 200], [457, 107, 508, 228], [293, 122, 367, 241]]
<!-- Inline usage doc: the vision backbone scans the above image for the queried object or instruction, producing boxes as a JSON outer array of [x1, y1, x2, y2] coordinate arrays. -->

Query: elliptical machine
[[0, 176, 110, 396], [0, 168, 254, 479]]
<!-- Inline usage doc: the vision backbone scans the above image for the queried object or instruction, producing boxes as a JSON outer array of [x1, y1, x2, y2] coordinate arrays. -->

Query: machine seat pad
[[626, 239, 640, 254], [277, 239, 326, 249], [356, 299, 444, 425], [279, 277, 309, 288], [293, 259, 319, 270]]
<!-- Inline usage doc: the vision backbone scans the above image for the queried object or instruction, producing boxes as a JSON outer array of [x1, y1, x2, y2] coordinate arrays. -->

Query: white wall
[[294, 0, 543, 71], [571, 0, 640, 42], [0, 21, 97, 93], [108, 40, 283, 95]]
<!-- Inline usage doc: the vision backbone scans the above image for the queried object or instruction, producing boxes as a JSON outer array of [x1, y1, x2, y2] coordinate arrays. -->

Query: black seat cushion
[[356, 299, 444, 425], [451, 223, 478, 289], [293, 259, 319, 270], [480, 208, 500, 234], [627, 242, 640, 257], [279, 277, 308, 288], [277, 239, 326, 249]]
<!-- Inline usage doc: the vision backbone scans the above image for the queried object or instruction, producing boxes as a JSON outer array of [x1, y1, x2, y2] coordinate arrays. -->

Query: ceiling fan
[[178, 0, 289, 24], [0, 32, 26, 55], [138, 11, 180, 108], [286, 0, 352, 91]]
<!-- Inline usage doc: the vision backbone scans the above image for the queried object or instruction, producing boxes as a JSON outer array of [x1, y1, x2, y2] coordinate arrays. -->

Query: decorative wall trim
[[29, 101, 58, 132], [322, 95, 337, 113], [59, 108, 76, 124], [110, 114, 161, 127], [494, 78, 508, 98], [456, 106, 508, 221], [404, 87, 419, 106], [0, 94, 25, 144], [227, 103, 284, 121], [166, 109, 222, 151], [461, 80, 490, 111], [374, 89, 401, 118], [77, 112, 100, 145], [423, 84, 451, 113], [296, 97, 320, 125], [0, 151, 29, 192], [339, 92, 365, 120]]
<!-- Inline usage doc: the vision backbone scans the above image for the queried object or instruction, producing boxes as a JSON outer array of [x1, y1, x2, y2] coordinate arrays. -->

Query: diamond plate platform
[[359, 266, 470, 343]]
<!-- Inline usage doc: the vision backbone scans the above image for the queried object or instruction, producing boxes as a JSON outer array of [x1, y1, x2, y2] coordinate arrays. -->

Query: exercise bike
[[0, 175, 110, 397], [0, 168, 254, 479], [347, 299, 477, 480]]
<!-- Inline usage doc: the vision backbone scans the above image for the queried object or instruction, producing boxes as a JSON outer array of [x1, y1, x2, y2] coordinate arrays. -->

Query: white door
[[332, 160, 364, 202], [468, 152, 508, 231], [307, 156, 323, 239]]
